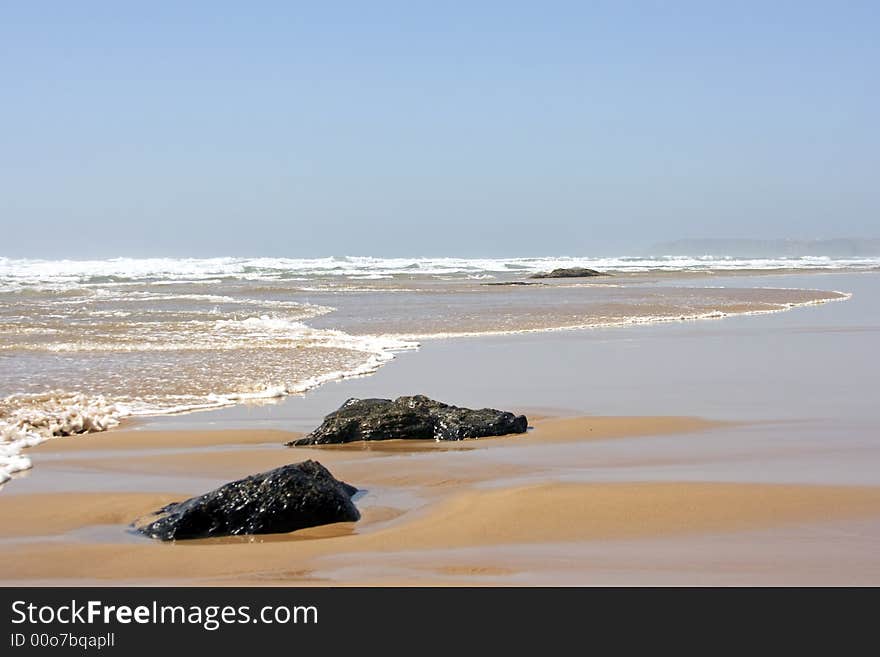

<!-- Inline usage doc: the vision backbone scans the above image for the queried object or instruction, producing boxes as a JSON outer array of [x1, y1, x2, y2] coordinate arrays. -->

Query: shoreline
[[0, 276, 852, 483]]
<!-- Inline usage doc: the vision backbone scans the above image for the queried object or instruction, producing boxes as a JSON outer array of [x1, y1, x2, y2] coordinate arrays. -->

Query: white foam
[[210, 314, 419, 354], [0, 392, 127, 484]]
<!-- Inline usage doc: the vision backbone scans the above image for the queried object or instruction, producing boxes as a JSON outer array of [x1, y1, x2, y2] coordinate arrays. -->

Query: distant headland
[[650, 238, 880, 257]]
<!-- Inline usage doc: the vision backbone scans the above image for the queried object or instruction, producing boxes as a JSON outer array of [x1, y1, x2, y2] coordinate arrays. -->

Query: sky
[[1, 1, 878, 257]]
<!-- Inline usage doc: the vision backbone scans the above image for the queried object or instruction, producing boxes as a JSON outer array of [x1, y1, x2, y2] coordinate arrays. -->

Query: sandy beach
[[2, 271, 879, 586], [4, 413, 880, 586]]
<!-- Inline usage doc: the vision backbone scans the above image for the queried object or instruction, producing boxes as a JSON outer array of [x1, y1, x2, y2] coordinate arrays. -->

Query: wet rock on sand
[[134, 460, 359, 540], [288, 395, 528, 446]]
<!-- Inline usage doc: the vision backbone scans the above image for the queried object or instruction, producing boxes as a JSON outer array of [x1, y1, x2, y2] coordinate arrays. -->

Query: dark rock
[[481, 281, 543, 286], [134, 460, 359, 541], [530, 267, 606, 278], [288, 395, 528, 446]]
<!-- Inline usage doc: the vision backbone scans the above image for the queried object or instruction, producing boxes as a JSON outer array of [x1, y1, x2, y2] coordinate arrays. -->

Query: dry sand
[[2, 414, 880, 585]]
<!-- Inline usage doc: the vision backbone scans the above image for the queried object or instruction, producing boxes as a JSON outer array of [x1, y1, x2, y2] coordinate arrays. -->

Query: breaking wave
[[1, 254, 878, 290]]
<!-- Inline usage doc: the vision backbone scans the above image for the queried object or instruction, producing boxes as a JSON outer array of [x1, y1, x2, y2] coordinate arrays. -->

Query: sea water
[[1, 255, 872, 483]]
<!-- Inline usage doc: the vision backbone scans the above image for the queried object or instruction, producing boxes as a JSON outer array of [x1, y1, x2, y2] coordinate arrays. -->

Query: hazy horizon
[[3, 238, 880, 262], [4, 236, 880, 262], [2, 3, 878, 258]]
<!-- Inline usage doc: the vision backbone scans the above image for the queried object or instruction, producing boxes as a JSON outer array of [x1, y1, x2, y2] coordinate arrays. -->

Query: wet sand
[[3, 413, 880, 585]]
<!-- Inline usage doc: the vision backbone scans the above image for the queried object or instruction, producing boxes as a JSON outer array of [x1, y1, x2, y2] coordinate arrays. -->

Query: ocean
[[1, 254, 875, 484]]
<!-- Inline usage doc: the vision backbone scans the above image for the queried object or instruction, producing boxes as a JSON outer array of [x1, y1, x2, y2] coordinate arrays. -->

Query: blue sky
[[1, 1, 877, 257]]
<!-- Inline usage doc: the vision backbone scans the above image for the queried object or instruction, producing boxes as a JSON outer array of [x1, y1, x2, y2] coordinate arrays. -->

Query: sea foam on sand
[[0, 325, 421, 486], [0, 392, 126, 483]]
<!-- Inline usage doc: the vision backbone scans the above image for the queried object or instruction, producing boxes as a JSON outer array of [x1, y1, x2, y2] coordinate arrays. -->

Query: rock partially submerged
[[288, 395, 528, 446], [530, 267, 606, 279], [134, 460, 359, 541]]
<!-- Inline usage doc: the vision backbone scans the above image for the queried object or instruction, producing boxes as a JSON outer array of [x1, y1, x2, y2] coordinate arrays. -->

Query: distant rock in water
[[530, 267, 606, 279], [134, 460, 359, 541], [481, 281, 543, 286], [288, 395, 528, 446]]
